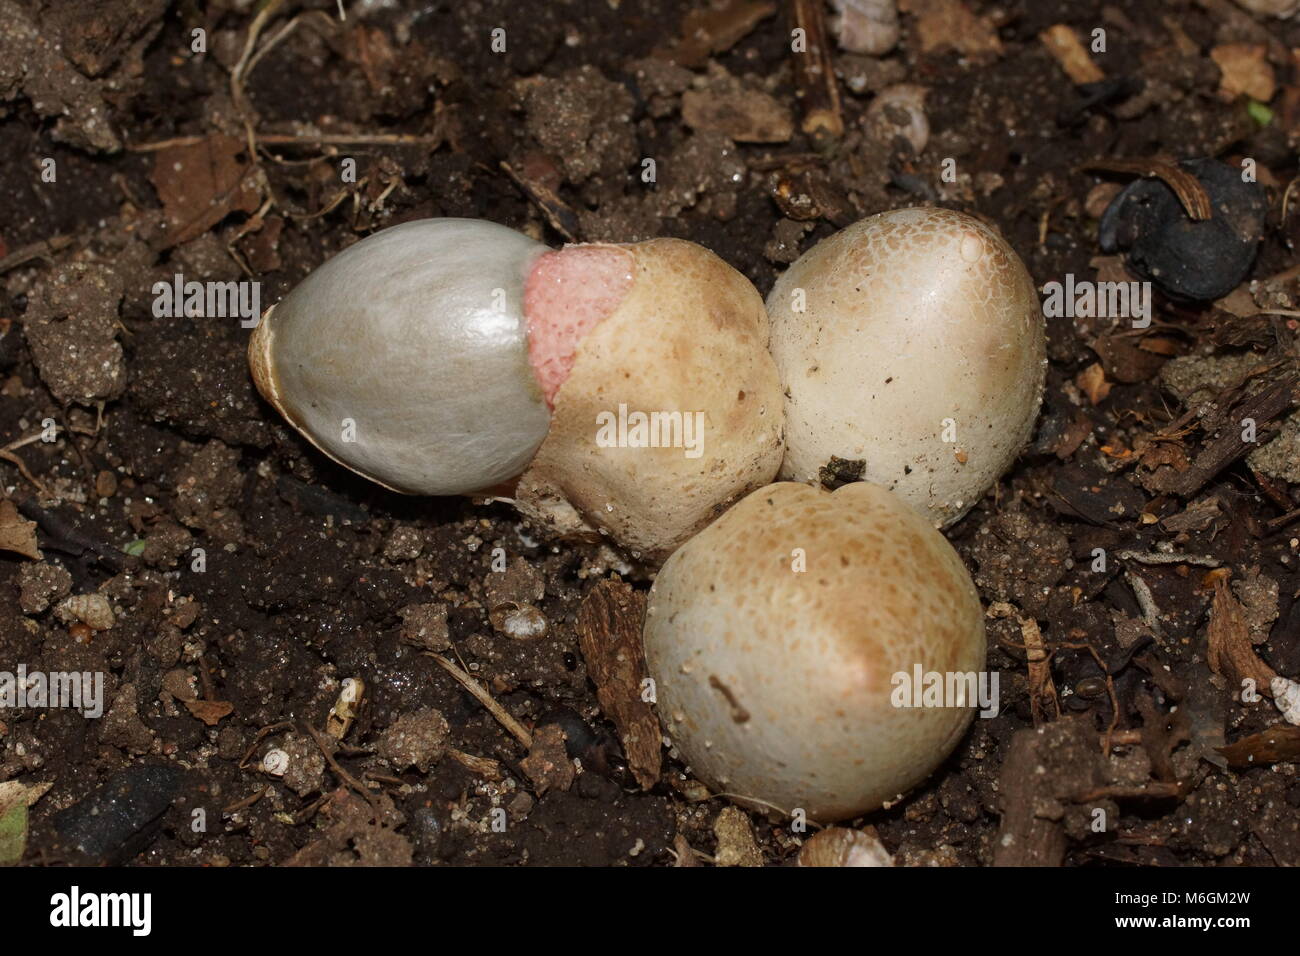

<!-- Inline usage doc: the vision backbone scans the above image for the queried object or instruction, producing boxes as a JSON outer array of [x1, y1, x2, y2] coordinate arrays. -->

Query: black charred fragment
[[1099, 158, 1265, 301], [52, 764, 186, 864]]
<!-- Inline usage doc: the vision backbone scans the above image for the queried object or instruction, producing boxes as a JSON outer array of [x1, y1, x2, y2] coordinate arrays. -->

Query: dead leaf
[[901, 0, 1003, 61], [1077, 362, 1112, 405], [1207, 578, 1278, 695], [575, 579, 662, 789], [1161, 497, 1221, 533], [1051, 410, 1094, 460], [183, 698, 234, 726], [1211, 43, 1276, 102], [0, 499, 40, 560], [1138, 336, 1180, 356], [1218, 725, 1300, 768], [151, 134, 261, 249]]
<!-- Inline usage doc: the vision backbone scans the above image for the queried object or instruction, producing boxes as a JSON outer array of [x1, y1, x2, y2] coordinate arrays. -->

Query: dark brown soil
[[2, 0, 1300, 867]]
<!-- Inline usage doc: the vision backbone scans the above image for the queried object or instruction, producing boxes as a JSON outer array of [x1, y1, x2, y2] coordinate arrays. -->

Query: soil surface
[[2, 0, 1300, 867]]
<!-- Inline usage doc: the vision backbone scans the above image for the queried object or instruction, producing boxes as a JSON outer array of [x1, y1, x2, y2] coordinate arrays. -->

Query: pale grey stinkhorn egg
[[765, 207, 1045, 527], [250, 219, 548, 496], [249, 218, 785, 562], [643, 481, 985, 823]]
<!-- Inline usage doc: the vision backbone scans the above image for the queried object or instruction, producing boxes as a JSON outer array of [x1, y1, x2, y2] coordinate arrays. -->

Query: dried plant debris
[[575, 579, 661, 789], [1160, 353, 1300, 486], [1218, 726, 1300, 768], [150, 135, 263, 249], [1207, 577, 1278, 694], [0, 498, 40, 560], [285, 789, 412, 867]]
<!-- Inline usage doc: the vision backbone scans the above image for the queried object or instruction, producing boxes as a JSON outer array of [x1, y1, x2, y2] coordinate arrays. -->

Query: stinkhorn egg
[[765, 207, 1046, 527], [643, 480, 986, 822], [249, 218, 785, 561]]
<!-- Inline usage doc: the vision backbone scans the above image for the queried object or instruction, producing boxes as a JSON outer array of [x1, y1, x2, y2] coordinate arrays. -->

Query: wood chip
[[1166, 375, 1298, 497], [993, 718, 1104, 866], [447, 748, 505, 782], [1207, 578, 1278, 696], [1039, 25, 1105, 85], [575, 579, 662, 789], [1218, 725, 1300, 768]]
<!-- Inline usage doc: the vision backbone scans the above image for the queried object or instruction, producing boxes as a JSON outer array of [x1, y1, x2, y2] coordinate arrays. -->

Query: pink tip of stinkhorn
[[524, 245, 634, 407]]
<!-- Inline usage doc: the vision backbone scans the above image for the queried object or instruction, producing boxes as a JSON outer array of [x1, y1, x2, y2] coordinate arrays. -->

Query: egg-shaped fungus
[[766, 207, 1045, 527], [249, 219, 784, 561], [643, 480, 986, 822]]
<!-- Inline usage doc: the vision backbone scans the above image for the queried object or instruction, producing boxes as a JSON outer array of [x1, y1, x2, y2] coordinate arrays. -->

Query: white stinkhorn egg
[[765, 207, 1045, 527]]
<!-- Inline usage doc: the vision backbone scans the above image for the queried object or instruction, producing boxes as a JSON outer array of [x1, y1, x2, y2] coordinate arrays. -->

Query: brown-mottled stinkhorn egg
[[248, 218, 784, 562], [766, 207, 1046, 527], [643, 481, 986, 822]]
